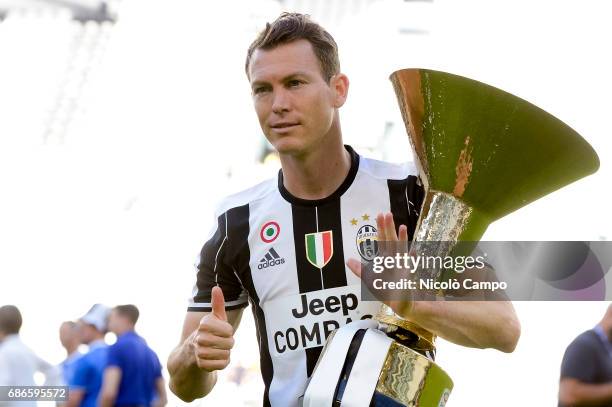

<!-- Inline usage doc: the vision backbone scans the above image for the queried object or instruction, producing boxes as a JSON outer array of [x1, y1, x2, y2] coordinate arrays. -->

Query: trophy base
[[327, 328, 453, 406], [334, 382, 409, 406]]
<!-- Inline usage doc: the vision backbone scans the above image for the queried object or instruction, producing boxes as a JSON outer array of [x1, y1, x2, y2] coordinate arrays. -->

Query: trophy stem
[[374, 190, 490, 353], [415, 190, 477, 242]]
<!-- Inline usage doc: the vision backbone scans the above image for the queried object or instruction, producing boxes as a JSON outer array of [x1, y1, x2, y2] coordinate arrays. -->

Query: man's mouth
[[270, 122, 300, 129]]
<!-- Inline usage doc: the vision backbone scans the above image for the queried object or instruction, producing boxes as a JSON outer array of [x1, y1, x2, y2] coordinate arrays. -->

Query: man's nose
[[271, 89, 291, 114]]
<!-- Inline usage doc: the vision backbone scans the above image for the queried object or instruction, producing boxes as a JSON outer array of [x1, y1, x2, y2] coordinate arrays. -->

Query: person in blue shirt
[[59, 321, 83, 386], [559, 305, 612, 406], [100, 304, 167, 407], [67, 304, 111, 407]]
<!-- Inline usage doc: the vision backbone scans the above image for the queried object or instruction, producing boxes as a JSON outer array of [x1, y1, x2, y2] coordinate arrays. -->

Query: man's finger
[[200, 318, 233, 338], [376, 213, 386, 241], [347, 258, 398, 310], [211, 286, 227, 322], [196, 358, 230, 372], [346, 258, 362, 278], [398, 224, 408, 241], [384, 213, 398, 241], [196, 347, 231, 361]]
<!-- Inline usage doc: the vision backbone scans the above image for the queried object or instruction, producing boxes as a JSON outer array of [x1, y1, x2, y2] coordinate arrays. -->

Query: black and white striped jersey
[[188, 145, 424, 407]]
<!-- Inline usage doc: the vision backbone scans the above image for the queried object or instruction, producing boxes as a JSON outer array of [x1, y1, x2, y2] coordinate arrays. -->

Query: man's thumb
[[211, 286, 228, 321]]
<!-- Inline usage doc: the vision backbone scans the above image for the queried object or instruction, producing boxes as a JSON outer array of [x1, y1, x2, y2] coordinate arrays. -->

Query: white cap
[[80, 304, 110, 332]]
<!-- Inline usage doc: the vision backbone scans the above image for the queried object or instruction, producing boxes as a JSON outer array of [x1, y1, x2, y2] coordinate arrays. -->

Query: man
[[558, 305, 612, 406], [59, 321, 83, 386], [168, 12, 521, 406], [0, 305, 60, 407], [67, 304, 110, 407], [100, 304, 167, 407]]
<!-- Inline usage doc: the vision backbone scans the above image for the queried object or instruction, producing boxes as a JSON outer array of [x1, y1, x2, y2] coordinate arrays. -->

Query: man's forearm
[[65, 390, 83, 407], [167, 334, 217, 402], [100, 392, 116, 407], [408, 299, 520, 352], [559, 379, 612, 406], [154, 377, 168, 407]]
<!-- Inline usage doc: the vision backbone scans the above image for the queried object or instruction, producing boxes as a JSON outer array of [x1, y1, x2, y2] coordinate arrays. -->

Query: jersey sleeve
[[69, 357, 90, 390], [151, 350, 162, 379], [187, 211, 249, 312], [560, 334, 598, 382], [106, 342, 123, 369]]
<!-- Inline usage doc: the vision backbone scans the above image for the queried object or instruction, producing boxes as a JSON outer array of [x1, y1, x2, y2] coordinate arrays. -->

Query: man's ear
[[331, 73, 349, 108]]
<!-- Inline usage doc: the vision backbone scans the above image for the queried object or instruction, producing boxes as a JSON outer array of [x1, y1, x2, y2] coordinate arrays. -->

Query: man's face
[[248, 39, 345, 156], [77, 321, 95, 344], [59, 323, 76, 348], [107, 310, 120, 334], [76, 321, 87, 344]]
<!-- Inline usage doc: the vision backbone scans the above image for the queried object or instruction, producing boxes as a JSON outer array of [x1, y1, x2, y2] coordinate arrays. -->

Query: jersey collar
[[278, 145, 360, 207]]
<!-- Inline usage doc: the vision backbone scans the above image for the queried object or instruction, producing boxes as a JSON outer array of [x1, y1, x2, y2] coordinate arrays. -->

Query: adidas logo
[[258, 248, 285, 270]]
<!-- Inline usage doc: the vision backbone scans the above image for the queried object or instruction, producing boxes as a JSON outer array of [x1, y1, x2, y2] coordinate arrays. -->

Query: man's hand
[[347, 212, 414, 318], [191, 286, 235, 372], [168, 287, 244, 401]]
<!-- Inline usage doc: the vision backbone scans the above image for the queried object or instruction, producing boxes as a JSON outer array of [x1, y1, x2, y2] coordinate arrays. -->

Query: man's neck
[[279, 137, 351, 201], [88, 336, 105, 346], [598, 322, 612, 341], [116, 327, 134, 337], [0, 332, 16, 341]]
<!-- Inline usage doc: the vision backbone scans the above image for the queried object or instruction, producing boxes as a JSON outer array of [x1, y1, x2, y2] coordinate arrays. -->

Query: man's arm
[[167, 287, 244, 402], [356, 266, 520, 352], [34, 353, 62, 386], [348, 212, 521, 353], [0, 350, 11, 385], [65, 389, 84, 407], [66, 357, 88, 407], [558, 334, 608, 406], [559, 378, 612, 406], [405, 260, 519, 352], [99, 366, 121, 407], [403, 298, 520, 352], [152, 376, 168, 407]]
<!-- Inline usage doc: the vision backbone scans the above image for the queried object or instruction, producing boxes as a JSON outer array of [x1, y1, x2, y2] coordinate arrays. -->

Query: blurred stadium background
[[0, 0, 610, 405]]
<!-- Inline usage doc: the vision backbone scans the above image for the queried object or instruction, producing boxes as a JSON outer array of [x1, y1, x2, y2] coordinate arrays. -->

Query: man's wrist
[[393, 301, 413, 320], [394, 299, 436, 323], [168, 347, 216, 402]]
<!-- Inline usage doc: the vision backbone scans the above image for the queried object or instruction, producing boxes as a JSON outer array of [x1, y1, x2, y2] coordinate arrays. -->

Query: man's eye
[[288, 80, 302, 87], [254, 86, 269, 95]]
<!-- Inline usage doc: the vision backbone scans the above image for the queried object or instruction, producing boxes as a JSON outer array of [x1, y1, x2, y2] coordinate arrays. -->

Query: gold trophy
[[301, 68, 600, 406]]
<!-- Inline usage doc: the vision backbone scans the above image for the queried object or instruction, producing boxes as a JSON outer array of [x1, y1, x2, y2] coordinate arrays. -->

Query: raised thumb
[[211, 286, 227, 321]]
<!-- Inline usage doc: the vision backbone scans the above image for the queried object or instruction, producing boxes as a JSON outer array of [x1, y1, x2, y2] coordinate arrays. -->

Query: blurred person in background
[[559, 304, 612, 406], [100, 304, 167, 407], [58, 321, 83, 386], [167, 12, 520, 406], [0, 305, 60, 407], [67, 304, 110, 407]]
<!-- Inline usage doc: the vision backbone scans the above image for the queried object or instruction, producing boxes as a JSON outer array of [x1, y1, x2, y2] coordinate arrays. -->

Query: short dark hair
[[245, 12, 340, 82], [0, 305, 22, 335], [114, 304, 139, 325]]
